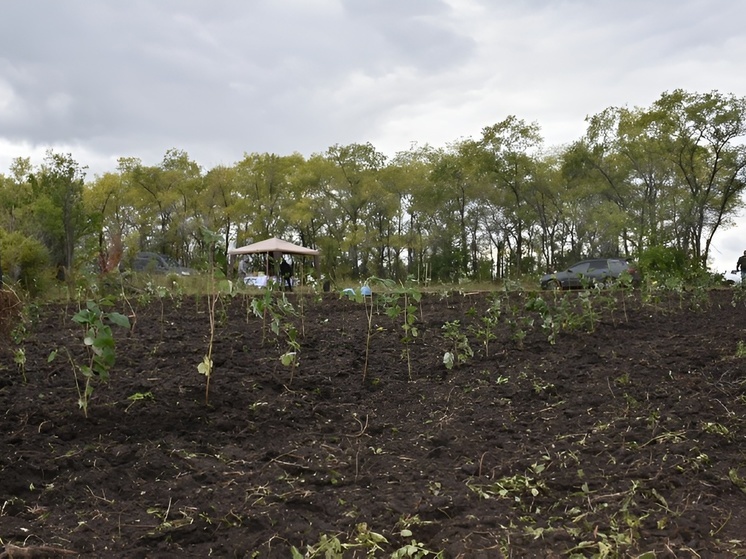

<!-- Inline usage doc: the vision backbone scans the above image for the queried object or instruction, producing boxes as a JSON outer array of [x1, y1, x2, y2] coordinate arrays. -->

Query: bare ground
[[1, 287, 745, 558]]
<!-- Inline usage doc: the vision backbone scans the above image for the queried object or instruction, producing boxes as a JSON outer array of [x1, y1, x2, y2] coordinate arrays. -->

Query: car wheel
[[547, 279, 562, 290]]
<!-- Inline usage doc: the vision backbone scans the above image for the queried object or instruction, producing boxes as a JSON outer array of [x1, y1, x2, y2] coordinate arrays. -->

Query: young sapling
[[442, 320, 473, 370], [197, 226, 224, 405], [70, 298, 131, 416]]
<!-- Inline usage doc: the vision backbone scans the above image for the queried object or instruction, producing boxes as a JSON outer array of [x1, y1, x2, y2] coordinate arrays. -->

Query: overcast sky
[[1, 0, 745, 270]]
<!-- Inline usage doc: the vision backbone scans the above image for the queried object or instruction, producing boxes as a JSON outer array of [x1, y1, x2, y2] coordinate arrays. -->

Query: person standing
[[737, 250, 746, 283], [238, 256, 248, 279], [280, 258, 293, 291]]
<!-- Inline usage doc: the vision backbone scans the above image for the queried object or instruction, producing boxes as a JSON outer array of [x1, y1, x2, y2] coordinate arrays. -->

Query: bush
[[0, 288, 23, 342], [637, 246, 690, 279], [0, 231, 52, 296]]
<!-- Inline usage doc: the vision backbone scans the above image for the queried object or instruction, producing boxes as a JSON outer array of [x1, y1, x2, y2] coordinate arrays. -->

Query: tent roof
[[228, 237, 320, 256]]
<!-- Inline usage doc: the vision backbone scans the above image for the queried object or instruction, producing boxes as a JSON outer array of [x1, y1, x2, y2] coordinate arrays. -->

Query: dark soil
[[1, 288, 746, 558]]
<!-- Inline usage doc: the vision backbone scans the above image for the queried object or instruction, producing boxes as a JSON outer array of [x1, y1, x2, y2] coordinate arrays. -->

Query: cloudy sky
[[1, 0, 745, 270]]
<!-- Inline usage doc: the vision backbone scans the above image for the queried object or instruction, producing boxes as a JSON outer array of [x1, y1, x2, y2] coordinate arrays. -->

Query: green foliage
[[251, 290, 300, 381], [198, 226, 224, 404], [468, 294, 501, 356], [524, 295, 558, 344], [290, 521, 443, 558], [3, 89, 746, 292], [467, 458, 548, 509], [344, 278, 387, 382], [637, 246, 689, 281], [506, 313, 532, 349], [381, 281, 422, 380], [428, 246, 469, 283], [250, 290, 275, 345], [279, 312, 301, 377], [0, 286, 25, 344], [69, 298, 131, 416], [0, 230, 51, 295], [13, 347, 26, 383], [27, 151, 90, 281], [577, 290, 598, 332], [441, 320, 473, 369], [125, 390, 154, 412]]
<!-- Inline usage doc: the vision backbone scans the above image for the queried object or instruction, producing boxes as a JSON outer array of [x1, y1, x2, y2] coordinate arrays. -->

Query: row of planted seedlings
[[438, 283, 630, 372], [323, 277, 629, 381], [3, 266, 316, 418], [4, 264, 737, 418], [438, 274, 737, 372]]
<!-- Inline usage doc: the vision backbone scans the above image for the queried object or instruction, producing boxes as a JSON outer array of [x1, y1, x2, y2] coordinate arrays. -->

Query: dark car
[[540, 258, 639, 290], [128, 252, 195, 276]]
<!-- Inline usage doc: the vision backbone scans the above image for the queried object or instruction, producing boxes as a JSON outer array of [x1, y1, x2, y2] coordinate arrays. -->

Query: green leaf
[[280, 352, 297, 366], [443, 352, 454, 370], [386, 306, 400, 319], [107, 312, 131, 329], [197, 356, 213, 377], [72, 309, 94, 324], [197, 355, 212, 377]]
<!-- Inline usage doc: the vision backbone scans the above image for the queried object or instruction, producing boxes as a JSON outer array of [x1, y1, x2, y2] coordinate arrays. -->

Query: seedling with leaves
[[125, 390, 154, 412], [197, 226, 225, 405], [13, 348, 26, 383], [505, 312, 533, 350], [277, 298, 301, 382], [251, 288, 277, 345], [524, 295, 559, 345], [69, 298, 131, 417], [291, 521, 444, 558], [442, 320, 473, 370], [382, 281, 422, 380], [577, 290, 599, 332], [4, 294, 33, 383], [469, 294, 501, 356], [346, 278, 383, 382], [251, 290, 301, 381]]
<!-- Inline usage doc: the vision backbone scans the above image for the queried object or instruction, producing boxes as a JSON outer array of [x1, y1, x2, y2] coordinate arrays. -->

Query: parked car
[[127, 252, 195, 276], [722, 270, 743, 285], [540, 258, 639, 290]]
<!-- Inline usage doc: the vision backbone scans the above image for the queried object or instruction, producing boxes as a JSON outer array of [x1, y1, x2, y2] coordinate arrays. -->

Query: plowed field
[[1, 288, 745, 558]]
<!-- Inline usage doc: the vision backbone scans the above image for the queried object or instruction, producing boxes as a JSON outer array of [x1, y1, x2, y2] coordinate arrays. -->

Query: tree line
[[1, 89, 745, 290]]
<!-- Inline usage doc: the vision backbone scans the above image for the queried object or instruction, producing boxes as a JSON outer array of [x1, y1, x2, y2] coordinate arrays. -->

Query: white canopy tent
[[228, 237, 320, 288], [228, 237, 320, 257]]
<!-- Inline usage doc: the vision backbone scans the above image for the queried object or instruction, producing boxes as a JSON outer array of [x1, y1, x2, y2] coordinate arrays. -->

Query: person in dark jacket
[[280, 258, 293, 291], [737, 250, 746, 283]]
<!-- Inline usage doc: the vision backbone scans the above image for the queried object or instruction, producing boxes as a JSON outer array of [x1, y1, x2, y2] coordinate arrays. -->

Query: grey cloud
[[339, 0, 475, 72], [0, 0, 745, 177]]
